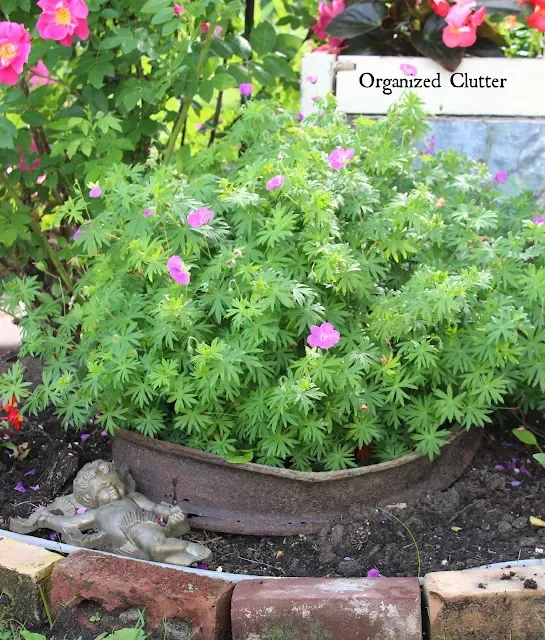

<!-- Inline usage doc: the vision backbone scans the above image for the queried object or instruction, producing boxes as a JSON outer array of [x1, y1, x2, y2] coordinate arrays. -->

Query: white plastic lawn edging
[[300, 53, 545, 117], [3, 528, 545, 586]]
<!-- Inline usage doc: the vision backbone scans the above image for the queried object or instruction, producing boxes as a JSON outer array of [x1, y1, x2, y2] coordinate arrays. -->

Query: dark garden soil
[[2, 356, 545, 579]]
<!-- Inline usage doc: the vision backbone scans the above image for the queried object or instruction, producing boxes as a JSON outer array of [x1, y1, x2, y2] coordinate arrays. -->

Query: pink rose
[[36, 0, 89, 47], [0, 22, 31, 86]]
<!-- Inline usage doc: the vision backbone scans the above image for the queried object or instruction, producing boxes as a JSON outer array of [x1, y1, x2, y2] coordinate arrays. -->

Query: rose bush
[[2, 94, 545, 471], [0, 0, 313, 281]]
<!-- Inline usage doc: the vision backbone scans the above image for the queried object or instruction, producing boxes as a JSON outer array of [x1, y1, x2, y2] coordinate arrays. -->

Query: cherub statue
[[9, 460, 212, 567]]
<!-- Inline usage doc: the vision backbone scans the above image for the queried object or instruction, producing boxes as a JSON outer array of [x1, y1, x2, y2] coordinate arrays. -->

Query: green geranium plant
[[2, 94, 545, 471]]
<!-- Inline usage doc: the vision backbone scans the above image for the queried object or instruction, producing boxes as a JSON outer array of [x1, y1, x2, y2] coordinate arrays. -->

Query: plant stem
[[1, 174, 74, 293], [163, 24, 217, 164]]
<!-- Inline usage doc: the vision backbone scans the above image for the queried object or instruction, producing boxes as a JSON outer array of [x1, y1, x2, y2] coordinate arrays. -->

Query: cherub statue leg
[[130, 523, 212, 566], [10, 509, 96, 537]]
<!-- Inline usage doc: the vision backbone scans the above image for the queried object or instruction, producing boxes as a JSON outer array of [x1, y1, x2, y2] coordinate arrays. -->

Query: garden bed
[[2, 399, 545, 579]]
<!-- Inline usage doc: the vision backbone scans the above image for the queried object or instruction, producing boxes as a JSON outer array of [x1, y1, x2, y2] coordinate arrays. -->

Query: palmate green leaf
[[411, 425, 451, 460]]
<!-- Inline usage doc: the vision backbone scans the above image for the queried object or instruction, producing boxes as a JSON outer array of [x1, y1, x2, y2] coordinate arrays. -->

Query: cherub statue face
[[73, 461, 128, 508]]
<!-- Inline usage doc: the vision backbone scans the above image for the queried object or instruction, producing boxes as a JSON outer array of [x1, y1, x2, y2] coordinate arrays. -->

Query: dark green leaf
[[275, 34, 303, 57], [250, 22, 277, 55], [410, 14, 465, 71], [228, 34, 252, 59], [210, 37, 234, 59], [22, 112, 47, 126], [0, 118, 18, 149], [326, 2, 388, 38], [140, 0, 170, 13]]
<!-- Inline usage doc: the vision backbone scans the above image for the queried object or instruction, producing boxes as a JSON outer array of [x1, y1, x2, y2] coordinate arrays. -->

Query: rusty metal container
[[113, 428, 482, 536]]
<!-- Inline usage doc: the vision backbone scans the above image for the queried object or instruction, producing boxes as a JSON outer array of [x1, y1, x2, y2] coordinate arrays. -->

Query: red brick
[[50, 550, 233, 640], [231, 577, 421, 640], [424, 565, 545, 639]]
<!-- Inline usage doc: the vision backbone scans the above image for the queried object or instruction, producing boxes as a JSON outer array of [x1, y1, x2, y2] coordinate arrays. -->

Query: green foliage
[[0, 0, 311, 275], [2, 94, 545, 471]]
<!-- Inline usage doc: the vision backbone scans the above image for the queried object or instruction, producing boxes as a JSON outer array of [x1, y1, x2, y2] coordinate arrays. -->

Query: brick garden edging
[[3, 539, 545, 639]]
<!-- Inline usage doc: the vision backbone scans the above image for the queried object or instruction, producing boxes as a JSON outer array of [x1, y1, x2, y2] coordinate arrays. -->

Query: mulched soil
[[2, 356, 545, 578]]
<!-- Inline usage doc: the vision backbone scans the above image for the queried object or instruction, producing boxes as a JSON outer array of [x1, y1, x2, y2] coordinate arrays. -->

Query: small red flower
[[3, 396, 23, 429]]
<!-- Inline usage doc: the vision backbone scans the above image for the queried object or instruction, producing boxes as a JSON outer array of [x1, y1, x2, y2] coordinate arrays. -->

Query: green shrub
[[2, 94, 545, 471]]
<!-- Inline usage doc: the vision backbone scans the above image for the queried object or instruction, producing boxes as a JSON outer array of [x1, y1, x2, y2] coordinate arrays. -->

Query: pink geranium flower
[[532, 216, 545, 225], [297, 112, 305, 121], [400, 63, 417, 77], [36, 0, 89, 48], [88, 184, 102, 198], [307, 322, 340, 349], [266, 175, 284, 191], [493, 170, 508, 184], [187, 207, 214, 228], [306, 75, 319, 84], [37, 173, 47, 184], [214, 26, 223, 36], [73, 227, 84, 241], [367, 568, 383, 578], [313, 0, 345, 40], [143, 207, 153, 217], [173, 4, 184, 15], [327, 147, 354, 170], [239, 83, 253, 96], [0, 22, 31, 86], [29, 60, 55, 90], [167, 255, 190, 285]]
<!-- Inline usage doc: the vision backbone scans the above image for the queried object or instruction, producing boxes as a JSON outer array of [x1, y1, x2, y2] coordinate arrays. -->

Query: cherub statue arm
[[129, 492, 190, 537]]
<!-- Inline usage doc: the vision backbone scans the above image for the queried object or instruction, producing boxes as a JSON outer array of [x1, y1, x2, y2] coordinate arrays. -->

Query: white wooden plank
[[300, 52, 336, 116], [334, 56, 545, 117]]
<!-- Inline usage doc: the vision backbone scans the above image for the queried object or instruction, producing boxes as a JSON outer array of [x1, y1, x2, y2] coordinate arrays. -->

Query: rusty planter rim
[[115, 426, 463, 480]]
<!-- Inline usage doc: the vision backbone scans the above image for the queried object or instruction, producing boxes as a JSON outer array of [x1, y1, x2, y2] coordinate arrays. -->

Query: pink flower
[[195, 122, 203, 131], [0, 22, 31, 86], [311, 95, 320, 102], [187, 207, 214, 228], [400, 63, 417, 77], [167, 255, 190, 285], [89, 186, 102, 198], [73, 227, 83, 241], [493, 171, 508, 184], [442, 23, 477, 47], [239, 83, 253, 97], [81, 433, 90, 441], [37, 173, 47, 184], [527, 0, 545, 32], [36, 0, 89, 48], [25, 468, 37, 476], [214, 26, 223, 36], [430, 0, 451, 16], [327, 147, 354, 170], [76, 507, 87, 514], [367, 568, 383, 578], [29, 60, 55, 90], [494, 464, 505, 471], [200, 22, 210, 33], [173, 4, 184, 15], [306, 75, 319, 84], [532, 216, 545, 225], [445, 1, 474, 27], [511, 480, 521, 487], [297, 112, 305, 121], [15, 481, 26, 493], [423, 137, 436, 155], [49, 532, 58, 541], [266, 175, 285, 191], [143, 207, 153, 217], [307, 322, 340, 349], [442, 1, 485, 48], [313, 0, 345, 41], [29, 485, 40, 491]]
